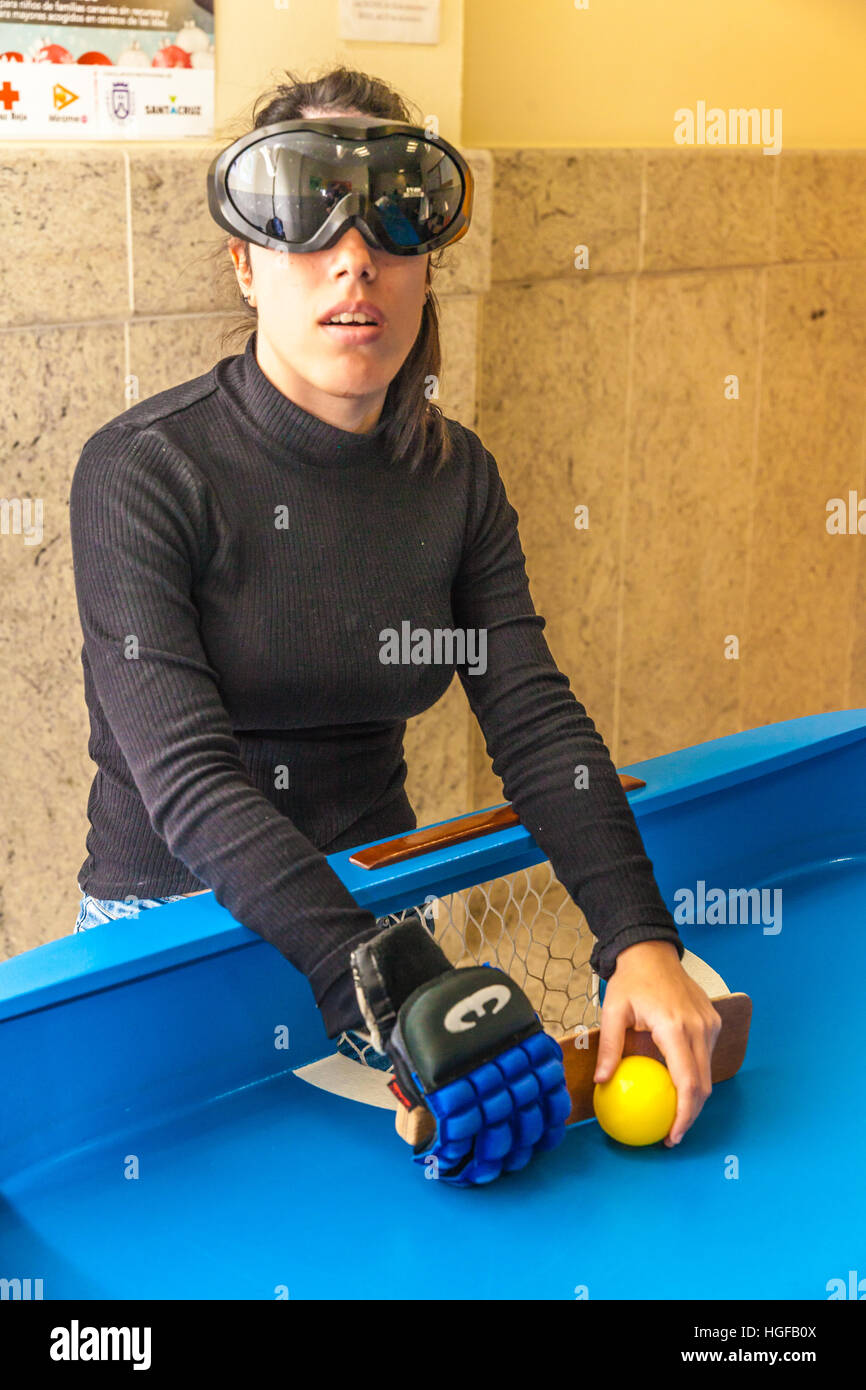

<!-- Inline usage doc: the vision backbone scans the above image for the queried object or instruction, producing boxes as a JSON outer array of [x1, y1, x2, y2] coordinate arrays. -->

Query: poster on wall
[[0, 0, 214, 138], [338, 0, 440, 46]]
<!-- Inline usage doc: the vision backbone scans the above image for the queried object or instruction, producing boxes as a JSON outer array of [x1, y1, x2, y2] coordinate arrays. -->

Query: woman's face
[[230, 107, 429, 423]]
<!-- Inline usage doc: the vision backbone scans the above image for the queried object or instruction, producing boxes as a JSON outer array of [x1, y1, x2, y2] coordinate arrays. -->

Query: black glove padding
[[350, 913, 563, 1163], [350, 912, 452, 1060]]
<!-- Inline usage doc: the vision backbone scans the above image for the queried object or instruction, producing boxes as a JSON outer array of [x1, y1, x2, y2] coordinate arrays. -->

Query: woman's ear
[[228, 239, 256, 306]]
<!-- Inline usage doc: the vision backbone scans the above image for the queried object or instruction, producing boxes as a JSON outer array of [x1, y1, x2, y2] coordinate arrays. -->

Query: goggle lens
[[224, 130, 465, 250]]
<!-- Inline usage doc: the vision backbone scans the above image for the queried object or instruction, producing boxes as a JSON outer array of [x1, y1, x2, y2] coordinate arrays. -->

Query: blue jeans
[[73, 890, 435, 1072], [73, 890, 197, 932]]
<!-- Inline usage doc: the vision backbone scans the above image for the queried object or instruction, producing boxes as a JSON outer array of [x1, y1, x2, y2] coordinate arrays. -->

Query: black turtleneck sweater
[[69, 331, 683, 1036]]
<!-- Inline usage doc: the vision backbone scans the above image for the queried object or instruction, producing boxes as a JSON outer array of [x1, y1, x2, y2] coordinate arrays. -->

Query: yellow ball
[[593, 1055, 677, 1146]]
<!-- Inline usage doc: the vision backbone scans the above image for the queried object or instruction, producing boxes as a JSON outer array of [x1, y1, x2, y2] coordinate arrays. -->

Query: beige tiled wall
[[1, 142, 865, 958], [471, 148, 866, 809]]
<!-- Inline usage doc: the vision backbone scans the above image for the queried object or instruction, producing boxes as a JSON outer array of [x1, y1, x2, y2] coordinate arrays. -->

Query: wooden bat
[[396, 992, 752, 1147], [345, 794, 752, 1149]]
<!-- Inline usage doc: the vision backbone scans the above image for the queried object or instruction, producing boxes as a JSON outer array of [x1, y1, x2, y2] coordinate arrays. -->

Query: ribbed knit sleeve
[[69, 425, 382, 1027], [451, 442, 684, 979]]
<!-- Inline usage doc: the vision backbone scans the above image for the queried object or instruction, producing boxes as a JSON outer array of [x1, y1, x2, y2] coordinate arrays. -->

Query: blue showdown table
[[1, 710, 864, 1300]]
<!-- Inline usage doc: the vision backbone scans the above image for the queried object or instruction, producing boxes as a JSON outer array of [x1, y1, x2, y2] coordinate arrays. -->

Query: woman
[[69, 65, 720, 1180]]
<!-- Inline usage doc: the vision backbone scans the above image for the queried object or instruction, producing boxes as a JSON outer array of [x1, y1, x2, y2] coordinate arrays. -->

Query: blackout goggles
[[206, 116, 474, 257]]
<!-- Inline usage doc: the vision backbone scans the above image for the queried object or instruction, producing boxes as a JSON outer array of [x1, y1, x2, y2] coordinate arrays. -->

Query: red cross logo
[[0, 81, 19, 111]]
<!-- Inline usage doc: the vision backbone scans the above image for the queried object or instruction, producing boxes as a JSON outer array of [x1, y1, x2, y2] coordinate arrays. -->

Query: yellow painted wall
[[213, 1, 865, 151], [463, 0, 866, 148], [213, 0, 466, 140]]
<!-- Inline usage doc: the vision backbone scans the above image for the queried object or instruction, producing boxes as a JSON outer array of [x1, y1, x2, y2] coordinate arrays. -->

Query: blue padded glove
[[350, 913, 572, 1185]]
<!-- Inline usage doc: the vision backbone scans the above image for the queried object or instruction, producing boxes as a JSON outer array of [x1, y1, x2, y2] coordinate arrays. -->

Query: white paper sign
[[0, 0, 214, 138], [0, 64, 213, 138], [339, 0, 440, 46]]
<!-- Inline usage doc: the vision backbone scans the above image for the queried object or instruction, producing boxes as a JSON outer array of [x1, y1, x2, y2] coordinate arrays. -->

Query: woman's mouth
[[319, 322, 385, 343]]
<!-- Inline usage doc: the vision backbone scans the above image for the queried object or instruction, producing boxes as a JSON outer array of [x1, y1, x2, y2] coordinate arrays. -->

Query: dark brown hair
[[205, 66, 459, 474]]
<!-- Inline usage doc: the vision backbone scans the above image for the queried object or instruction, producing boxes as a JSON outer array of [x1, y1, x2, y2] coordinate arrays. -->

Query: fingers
[[659, 1026, 706, 1146], [659, 999, 723, 1146], [593, 1000, 628, 1083], [594, 967, 724, 1146], [395, 1102, 436, 1148]]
